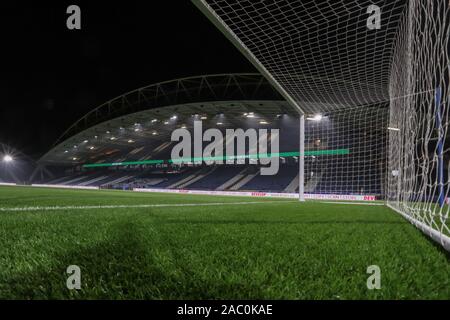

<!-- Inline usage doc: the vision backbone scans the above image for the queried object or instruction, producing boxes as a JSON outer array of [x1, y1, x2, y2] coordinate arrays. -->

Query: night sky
[[0, 1, 254, 158]]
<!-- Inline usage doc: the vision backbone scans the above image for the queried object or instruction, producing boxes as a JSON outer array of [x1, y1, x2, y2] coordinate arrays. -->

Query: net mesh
[[196, 0, 450, 249], [305, 106, 387, 197], [387, 0, 450, 246], [197, 0, 407, 112]]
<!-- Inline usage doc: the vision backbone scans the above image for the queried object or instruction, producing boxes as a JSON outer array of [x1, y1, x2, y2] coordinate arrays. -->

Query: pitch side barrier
[[10, 184, 376, 201], [133, 188, 377, 201], [30, 184, 99, 190], [0, 183, 17, 186]]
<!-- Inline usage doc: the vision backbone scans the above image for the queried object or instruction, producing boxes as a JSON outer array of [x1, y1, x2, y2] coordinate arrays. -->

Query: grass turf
[[0, 186, 448, 299]]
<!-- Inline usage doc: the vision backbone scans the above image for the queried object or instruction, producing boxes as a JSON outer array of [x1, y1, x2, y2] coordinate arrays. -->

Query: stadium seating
[[37, 157, 384, 196], [240, 166, 298, 192], [188, 166, 244, 190]]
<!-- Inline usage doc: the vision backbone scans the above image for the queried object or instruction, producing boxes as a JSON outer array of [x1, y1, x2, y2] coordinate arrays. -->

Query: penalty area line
[[0, 200, 297, 212]]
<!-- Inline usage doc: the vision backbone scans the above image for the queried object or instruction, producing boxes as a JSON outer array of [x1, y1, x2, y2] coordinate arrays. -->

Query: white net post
[[299, 114, 305, 202]]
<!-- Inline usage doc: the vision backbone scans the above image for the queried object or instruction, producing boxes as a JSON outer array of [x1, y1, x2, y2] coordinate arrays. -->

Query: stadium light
[[307, 114, 323, 121], [246, 112, 255, 118], [201, 116, 208, 120], [128, 139, 135, 143], [259, 120, 269, 125], [171, 115, 178, 120], [388, 127, 400, 132], [217, 122, 223, 125], [83, 140, 89, 143], [151, 119, 158, 123], [164, 121, 169, 125], [3, 155, 13, 163]]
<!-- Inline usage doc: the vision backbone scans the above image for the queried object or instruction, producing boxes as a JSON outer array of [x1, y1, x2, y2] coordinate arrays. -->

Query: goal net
[[305, 105, 387, 198], [387, 0, 450, 249], [194, 0, 450, 251]]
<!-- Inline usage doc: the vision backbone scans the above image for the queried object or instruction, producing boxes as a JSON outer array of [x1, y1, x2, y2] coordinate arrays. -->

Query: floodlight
[[307, 114, 323, 121], [3, 155, 13, 163]]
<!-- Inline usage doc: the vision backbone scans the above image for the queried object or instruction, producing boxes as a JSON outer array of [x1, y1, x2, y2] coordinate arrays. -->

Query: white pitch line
[[319, 201, 384, 206], [0, 201, 296, 212]]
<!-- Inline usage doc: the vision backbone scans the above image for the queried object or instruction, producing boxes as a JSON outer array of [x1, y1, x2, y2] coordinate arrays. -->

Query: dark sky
[[0, 1, 254, 158]]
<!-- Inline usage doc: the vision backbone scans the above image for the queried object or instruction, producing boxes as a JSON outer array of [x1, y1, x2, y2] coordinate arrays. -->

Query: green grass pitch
[[0, 186, 448, 299]]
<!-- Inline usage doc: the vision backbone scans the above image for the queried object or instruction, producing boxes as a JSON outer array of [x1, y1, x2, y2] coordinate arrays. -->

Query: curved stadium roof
[[40, 73, 298, 167]]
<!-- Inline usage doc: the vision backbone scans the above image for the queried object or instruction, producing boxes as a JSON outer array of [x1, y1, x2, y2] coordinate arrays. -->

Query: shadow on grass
[[0, 221, 266, 300]]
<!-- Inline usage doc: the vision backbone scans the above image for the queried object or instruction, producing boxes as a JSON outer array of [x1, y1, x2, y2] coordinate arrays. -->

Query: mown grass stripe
[[0, 200, 296, 212]]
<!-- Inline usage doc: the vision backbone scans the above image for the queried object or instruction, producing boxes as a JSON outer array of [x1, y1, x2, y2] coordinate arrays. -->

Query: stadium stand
[[241, 166, 297, 192], [34, 74, 384, 197]]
